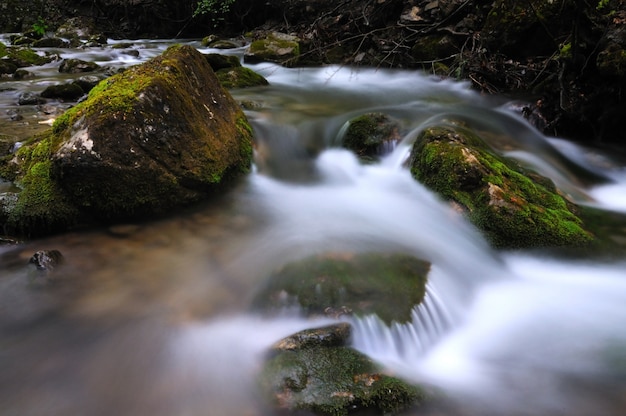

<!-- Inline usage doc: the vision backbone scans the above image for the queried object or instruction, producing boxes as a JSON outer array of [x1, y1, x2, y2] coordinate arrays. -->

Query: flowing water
[[2, 38, 626, 415]]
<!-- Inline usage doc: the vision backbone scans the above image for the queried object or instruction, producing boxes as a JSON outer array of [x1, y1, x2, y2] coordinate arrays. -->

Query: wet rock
[[271, 322, 352, 352], [244, 32, 300, 66], [252, 252, 430, 325], [73, 75, 105, 94], [59, 58, 101, 73], [13, 69, 33, 79], [0, 45, 254, 237], [17, 91, 45, 105], [40, 82, 85, 101], [0, 60, 17, 75], [6, 109, 22, 121], [32, 37, 70, 48], [209, 40, 240, 49], [408, 124, 594, 249], [28, 250, 64, 271], [55, 17, 98, 41], [204, 53, 241, 71], [342, 112, 402, 160], [3, 46, 52, 67], [259, 323, 425, 416], [216, 67, 269, 89]]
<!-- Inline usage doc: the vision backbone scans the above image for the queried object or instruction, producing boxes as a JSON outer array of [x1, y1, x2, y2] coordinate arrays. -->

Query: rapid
[[1, 38, 626, 415]]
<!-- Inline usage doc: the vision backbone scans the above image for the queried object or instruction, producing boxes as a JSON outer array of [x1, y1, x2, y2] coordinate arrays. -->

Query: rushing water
[[2, 38, 626, 415]]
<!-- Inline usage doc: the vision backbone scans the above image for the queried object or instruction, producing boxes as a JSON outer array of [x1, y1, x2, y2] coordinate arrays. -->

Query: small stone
[[28, 250, 64, 271]]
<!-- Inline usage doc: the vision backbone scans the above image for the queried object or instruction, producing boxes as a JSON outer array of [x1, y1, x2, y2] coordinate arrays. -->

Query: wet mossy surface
[[216, 66, 269, 89], [259, 324, 426, 416], [409, 125, 594, 249], [252, 252, 430, 325], [342, 112, 401, 160]]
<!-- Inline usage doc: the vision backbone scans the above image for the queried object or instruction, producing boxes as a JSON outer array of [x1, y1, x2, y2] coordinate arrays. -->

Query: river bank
[[2, 0, 625, 146]]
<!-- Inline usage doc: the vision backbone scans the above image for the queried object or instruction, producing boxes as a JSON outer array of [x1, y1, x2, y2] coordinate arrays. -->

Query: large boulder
[[408, 124, 594, 249], [252, 252, 430, 325], [0, 44, 253, 237], [258, 323, 426, 416]]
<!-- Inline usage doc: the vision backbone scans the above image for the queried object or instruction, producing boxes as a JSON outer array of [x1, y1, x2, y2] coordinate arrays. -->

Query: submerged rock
[[342, 112, 402, 160], [259, 323, 425, 416], [408, 124, 594, 249], [0, 44, 254, 237], [29, 249, 64, 271], [252, 252, 430, 325]]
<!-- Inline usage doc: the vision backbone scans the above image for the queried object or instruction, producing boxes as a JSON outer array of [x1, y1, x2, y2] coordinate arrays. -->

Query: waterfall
[[351, 282, 457, 361]]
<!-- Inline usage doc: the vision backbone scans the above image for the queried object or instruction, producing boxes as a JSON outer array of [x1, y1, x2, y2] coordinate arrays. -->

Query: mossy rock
[[204, 53, 241, 71], [408, 124, 594, 249], [596, 42, 626, 78], [244, 32, 300, 66], [252, 252, 430, 325], [0, 60, 17, 75], [58, 58, 101, 73], [215, 66, 269, 89], [3, 46, 52, 67], [482, 0, 570, 57], [342, 112, 401, 160], [32, 37, 70, 48], [1, 45, 254, 237], [40, 82, 85, 101], [411, 34, 457, 63], [259, 323, 426, 416]]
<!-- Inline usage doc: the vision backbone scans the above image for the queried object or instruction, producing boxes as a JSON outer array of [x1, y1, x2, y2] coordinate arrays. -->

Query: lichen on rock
[[408, 124, 594, 249]]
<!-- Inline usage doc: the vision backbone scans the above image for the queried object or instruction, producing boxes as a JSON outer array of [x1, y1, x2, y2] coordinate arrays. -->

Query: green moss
[[5, 132, 79, 235], [8, 47, 51, 66], [253, 252, 429, 324], [216, 66, 269, 89], [409, 125, 593, 249], [53, 74, 150, 133], [260, 345, 424, 416], [0, 42, 7, 58]]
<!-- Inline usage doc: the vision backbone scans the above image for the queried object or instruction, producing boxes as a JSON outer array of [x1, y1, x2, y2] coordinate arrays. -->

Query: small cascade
[[351, 284, 457, 361]]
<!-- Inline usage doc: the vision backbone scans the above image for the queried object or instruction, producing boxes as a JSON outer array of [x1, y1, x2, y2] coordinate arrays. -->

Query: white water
[[1, 40, 626, 415]]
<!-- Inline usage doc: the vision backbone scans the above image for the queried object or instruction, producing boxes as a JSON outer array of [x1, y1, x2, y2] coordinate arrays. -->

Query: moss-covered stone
[[482, 0, 569, 57], [342, 112, 401, 160], [259, 323, 425, 416], [0, 44, 254, 237], [40, 82, 85, 101], [216, 66, 269, 89], [204, 53, 241, 70], [252, 252, 430, 325], [244, 32, 300, 66], [408, 124, 594, 249], [411, 35, 458, 63], [58, 58, 101, 73], [596, 42, 626, 77], [3, 46, 52, 67]]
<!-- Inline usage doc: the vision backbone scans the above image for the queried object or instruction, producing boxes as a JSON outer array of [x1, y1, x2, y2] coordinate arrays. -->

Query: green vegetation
[[31, 16, 47, 37], [193, 0, 236, 26]]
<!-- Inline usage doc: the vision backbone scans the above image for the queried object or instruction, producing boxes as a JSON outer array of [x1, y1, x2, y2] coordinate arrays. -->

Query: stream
[[2, 38, 626, 415]]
